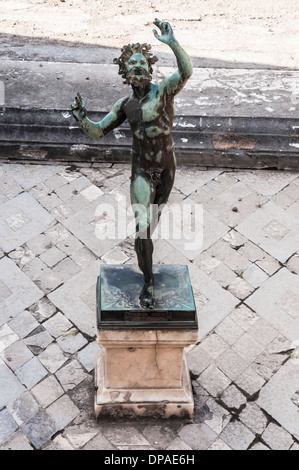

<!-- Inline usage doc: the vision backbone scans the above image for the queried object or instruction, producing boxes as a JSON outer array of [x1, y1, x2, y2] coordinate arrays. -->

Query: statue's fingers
[[153, 18, 163, 30], [153, 29, 159, 38]]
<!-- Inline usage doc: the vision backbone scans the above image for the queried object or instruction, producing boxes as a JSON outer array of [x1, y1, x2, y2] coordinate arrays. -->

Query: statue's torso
[[123, 84, 175, 169]]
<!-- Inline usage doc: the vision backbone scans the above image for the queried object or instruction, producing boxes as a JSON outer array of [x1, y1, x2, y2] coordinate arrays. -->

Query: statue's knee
[[137, 219, 150, 238]]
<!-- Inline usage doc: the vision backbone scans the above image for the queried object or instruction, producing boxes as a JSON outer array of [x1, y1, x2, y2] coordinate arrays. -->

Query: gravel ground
[[0, 0, 298, 69]]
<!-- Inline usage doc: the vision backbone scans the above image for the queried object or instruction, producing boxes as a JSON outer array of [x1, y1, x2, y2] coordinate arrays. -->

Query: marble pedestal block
[[95, 264, 199, 419], [95, 328, 199, 419]]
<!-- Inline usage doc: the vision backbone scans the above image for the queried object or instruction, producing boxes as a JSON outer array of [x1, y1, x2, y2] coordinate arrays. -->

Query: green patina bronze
[[97, 264, 197, 329], [71, 19, 193, 309]]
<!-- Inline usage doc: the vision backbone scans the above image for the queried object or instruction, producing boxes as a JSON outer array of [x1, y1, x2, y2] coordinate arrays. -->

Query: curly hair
[[113, 43, 158, 83]]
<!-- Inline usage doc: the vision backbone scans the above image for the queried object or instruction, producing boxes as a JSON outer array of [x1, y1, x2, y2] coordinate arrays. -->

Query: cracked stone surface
[[0, 163, 299, 450]]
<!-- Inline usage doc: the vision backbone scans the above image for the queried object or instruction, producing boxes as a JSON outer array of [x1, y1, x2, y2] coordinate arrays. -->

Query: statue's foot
[[139, 282, 155, 309]]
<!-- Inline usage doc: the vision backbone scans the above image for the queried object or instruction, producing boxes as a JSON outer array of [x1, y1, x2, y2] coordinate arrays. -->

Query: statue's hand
[[153, 18, 174, 45], [71, 92, 87, 122]]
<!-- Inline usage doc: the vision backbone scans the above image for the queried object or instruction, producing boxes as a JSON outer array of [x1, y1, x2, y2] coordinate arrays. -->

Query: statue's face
[[127, 53, 149, 73], [126, 53, 151, 87]]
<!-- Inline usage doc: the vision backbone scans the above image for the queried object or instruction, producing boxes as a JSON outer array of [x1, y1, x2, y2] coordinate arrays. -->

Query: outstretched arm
[[71, 93, 128, 139], [153, 19, 193, 96]]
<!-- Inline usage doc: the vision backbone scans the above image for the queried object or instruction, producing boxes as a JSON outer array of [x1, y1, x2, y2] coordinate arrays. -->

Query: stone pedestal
[[95, 264, 199, 419]]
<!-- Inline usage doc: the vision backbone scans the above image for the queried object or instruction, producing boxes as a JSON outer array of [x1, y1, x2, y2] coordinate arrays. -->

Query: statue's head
[[114, 43, 158, 88]]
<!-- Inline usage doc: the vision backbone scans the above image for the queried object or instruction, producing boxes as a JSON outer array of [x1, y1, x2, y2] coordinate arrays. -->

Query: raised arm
[[153, 19, 193, 96], [71, 93, 128, 139]]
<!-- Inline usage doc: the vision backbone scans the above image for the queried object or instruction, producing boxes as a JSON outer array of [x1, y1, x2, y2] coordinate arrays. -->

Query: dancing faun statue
[[71, 19, 193, 309]]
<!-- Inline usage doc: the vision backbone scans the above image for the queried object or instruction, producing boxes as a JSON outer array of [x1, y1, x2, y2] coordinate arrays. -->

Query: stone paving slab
[[236, 200, 299, 263], [245, 268, 299, 342], [0, 161, 298, 451], [0, 192, 54, 253], [0, 257, 43, 326], [257, 360, 299, 441], [48, 261, 99, 338]]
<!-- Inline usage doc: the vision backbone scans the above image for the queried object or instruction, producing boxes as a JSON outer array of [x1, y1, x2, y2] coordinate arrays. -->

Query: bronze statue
[[71, 19, 193, 309]]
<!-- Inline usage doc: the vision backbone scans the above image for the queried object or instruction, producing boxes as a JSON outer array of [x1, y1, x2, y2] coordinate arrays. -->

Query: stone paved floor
[[0, 162, 299, 451]]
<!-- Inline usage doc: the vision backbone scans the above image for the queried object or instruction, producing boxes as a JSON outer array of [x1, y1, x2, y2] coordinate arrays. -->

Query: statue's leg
[[130, 171, 156, 309], [154, 166, 176, 217]]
